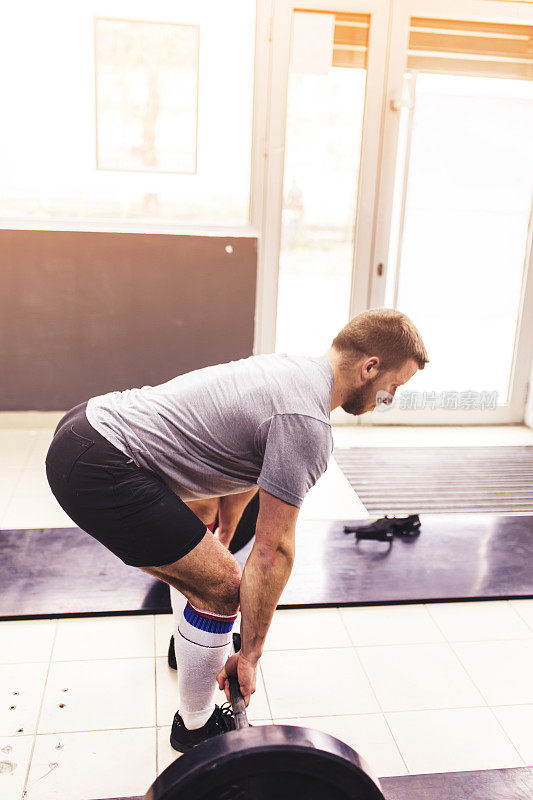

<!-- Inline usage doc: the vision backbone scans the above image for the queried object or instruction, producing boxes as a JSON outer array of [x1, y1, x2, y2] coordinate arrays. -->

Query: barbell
[[144, 677, 386, 800]]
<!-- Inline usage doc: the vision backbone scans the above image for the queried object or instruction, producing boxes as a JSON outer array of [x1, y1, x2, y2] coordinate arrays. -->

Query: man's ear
[[361, 356, 380, 379]]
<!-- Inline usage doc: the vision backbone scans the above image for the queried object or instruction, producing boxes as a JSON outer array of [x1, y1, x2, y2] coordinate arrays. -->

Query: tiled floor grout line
[[154, 727, 159, 785], [447, 639, 497, 708], [509, 601, 533, 631], [1, 427, 74, 530], [2, 622, 530, 660], [21, 618, 58, 800], [263, 634, 533, 650], [421, 602, 526, 656], [490, 701, 533, 708], [415, 635, 490, 709], [421, 606, 520, 727], [423, 601, 452, 640], [3, 656, 168, 666], [0, 435, 33, 527], [448, 640, 527, 767], [0, 480, 20, 527], [257, 661, 273, 722], [13, 429, 42, 494], [152, 615, 159, 777], [484, 707, 527, 767], [19, 708, 532, 735], [31, 724, 158, 735], [254, 703, 533, 718], [335, 606, 410, 776]]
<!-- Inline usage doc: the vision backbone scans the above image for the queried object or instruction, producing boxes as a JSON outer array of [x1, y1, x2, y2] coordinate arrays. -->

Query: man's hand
[[216, 652, 257, 707]]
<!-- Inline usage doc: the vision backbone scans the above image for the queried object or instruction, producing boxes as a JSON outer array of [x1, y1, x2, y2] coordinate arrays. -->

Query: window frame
[[253, 0, 391, 359], [368, 0, 533, 424]]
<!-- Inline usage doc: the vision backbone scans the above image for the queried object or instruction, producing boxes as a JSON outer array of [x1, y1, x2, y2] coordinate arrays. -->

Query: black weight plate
[[145, 725, 385, 800]]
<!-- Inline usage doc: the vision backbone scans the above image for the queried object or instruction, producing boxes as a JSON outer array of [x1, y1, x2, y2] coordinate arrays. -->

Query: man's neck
[[324, 349, 344, 412]]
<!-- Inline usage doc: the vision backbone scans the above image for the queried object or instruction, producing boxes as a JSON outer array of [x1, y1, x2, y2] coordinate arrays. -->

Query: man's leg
[[168, 497, 220, 667], [46, 410, 234, 747], [142, 530, 241, 741]]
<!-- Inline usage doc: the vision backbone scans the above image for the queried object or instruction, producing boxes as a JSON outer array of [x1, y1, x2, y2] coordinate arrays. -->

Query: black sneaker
[[170, 703, 235, 752], [168, 632, 241, 670], [168, 635, 177, 670]]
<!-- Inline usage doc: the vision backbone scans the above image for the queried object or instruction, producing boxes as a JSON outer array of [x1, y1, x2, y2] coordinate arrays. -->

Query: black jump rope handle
[[228, 675, 250, 730]]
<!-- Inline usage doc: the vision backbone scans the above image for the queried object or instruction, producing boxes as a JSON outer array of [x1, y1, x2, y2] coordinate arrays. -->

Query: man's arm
[[217, 488, 299, 703], [216, 487, 259, 547], [239, 488, 298, 661]]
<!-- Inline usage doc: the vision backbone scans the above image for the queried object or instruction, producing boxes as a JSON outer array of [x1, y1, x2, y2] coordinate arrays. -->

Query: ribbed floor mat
[[334, 446, 533, 514]]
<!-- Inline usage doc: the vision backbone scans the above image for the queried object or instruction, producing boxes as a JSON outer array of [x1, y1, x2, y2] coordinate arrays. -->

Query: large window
[[275, 11, 370, 356], [95, 19, 199, 175], [0, 2, 255, 226], [385, 17, 533, 405]]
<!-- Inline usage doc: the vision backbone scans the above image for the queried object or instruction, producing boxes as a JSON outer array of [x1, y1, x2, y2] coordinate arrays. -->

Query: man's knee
[[214, 561, 241, 614], [142, 538, 241, 614]]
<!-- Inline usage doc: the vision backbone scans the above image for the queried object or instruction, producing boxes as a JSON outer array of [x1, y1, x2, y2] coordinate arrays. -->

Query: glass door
[[256, 0, 389, 373], [370, 0, 533, 424], [275, 9, 369, 356]]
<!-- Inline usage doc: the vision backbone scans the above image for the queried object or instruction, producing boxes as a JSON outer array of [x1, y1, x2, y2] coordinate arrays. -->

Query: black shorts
[[45, 402, 207, 567]]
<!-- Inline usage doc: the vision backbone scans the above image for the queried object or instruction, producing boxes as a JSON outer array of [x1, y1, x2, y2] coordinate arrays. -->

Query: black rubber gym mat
[[0, 527, 171, 619], [98, 767, 533, 800], [1, 513, 532, 619], [280, 513, 533, 605], [380, 766, 533, 799], [334, 445, 533, 513]]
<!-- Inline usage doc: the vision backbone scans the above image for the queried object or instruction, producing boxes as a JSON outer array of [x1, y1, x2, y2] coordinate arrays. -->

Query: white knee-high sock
[[170, 586, 187, 635], [171, 587, 239, 661], [175, 602, 237, 730]]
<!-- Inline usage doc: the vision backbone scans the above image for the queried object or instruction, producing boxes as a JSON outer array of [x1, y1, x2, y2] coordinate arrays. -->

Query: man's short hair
[[331, 308, 429, 371]]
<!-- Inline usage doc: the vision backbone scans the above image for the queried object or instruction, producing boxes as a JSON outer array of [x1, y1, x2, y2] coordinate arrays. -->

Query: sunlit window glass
[[0, 2, 255, 226], [386, 18, 533, 403], [275, 11, 370, 356], [95, 19, 199, 175]]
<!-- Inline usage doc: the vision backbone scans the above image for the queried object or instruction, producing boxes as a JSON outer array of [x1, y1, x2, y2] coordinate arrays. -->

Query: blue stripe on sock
[[184, 603, 235, 635]]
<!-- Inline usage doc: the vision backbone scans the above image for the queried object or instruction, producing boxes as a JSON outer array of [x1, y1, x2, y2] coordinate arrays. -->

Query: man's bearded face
[[340, 376, 379, 416]]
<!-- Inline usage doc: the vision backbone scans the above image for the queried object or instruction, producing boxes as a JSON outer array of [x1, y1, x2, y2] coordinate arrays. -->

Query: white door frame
[[253, 0, 391, 357], [249, 0, 274, 251], [367, 0, 533, 425]]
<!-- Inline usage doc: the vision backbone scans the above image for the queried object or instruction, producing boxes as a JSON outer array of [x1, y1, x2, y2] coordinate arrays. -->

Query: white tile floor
[[0, 421, 532, 799]]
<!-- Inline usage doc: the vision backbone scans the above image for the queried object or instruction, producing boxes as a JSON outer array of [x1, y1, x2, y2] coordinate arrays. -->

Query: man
[[46, 308, 428, 751]]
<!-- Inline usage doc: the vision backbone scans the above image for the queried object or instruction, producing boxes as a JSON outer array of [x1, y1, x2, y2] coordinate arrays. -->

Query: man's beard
[[341, 379, 378, 416]]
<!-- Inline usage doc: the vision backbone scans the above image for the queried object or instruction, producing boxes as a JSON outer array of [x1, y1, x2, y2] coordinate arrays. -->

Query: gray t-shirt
[[86, 353, 334, 507]]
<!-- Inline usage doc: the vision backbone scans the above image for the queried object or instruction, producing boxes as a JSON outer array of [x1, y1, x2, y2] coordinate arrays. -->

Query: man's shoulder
[[258, 412, 332, 449]]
